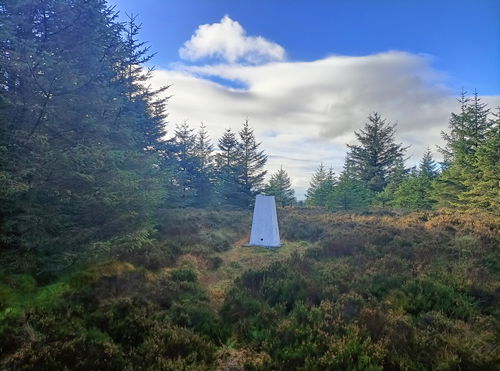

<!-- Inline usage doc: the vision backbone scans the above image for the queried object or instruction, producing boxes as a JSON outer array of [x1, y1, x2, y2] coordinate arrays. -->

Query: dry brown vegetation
[[1, 208, 499, 369]]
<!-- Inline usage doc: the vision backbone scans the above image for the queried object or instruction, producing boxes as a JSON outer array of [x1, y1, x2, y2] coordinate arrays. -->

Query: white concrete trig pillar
[[249, 195, 281, 247]]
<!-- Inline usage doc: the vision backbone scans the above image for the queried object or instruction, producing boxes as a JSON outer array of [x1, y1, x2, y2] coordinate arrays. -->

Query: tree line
[[163, 120, 274, 209], [305, 94, 499, 214]]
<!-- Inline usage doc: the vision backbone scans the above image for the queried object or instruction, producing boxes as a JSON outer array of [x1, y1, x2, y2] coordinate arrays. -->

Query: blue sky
[[111, 0, 499, 94], [109, 0, 500, 198]]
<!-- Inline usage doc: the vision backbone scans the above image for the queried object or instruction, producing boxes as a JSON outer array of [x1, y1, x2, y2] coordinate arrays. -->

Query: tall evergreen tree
[[439, 90, 471, 168], [434, 91, 492, 208], [347, 113, 407, 193], [167, 122, 199, 207], [459, 108, 500, 214], [305, 163, 327, 206], [214, 129, 244, 208], [393, 174, 435, 210], [389, 149, 438, 210], [419, 148, 439, 179], [238, 120, 268, 206], [327, 159, 372, 211], [439, 90, 490, 167], [375, 157, 409, 208], [118, 14, 170, 151], [192, 123, 215, 207], [265, 167, 296, 207], [0, 0, 168, 271], [216, 129, 241, 168]]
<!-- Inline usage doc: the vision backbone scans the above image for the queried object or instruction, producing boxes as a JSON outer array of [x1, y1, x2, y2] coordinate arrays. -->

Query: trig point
[[248, 195, 281, 247]]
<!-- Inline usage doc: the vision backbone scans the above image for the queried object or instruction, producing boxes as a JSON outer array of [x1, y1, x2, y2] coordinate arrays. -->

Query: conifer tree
[[167, 122, 199, 206], [375, 157, 409, 207], [439, 90, 471, 168], [419, 148, 439, 179], [216, 129, 241, 168], [393, 174, 435, 210], [193, 123, 215, 207], [439, 90, 490, 167], [459, 108, 500, 214], [347, 113, 407, 193], [238, 120, 268, 206], [265, 167, 296, 207], [305, 163, 327, 206], [327, 159, 371, 211], [389, 150, 437, 210], [118, 14, 170, 151], [0, 0, 168, 267], [305, 164, 336, 207], [214, 129, 245, 208], [434, 91, 492, 208]]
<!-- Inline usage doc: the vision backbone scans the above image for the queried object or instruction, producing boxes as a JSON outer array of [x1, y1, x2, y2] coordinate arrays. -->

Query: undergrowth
[[0, 209, 498, 369]]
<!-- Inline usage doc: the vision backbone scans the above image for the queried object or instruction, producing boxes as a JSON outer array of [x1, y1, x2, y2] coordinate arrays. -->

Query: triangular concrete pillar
[[249, 195, 281, 247]]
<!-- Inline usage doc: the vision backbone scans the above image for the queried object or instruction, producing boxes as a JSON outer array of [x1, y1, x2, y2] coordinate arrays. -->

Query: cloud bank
[[155, 17, 499, 199]]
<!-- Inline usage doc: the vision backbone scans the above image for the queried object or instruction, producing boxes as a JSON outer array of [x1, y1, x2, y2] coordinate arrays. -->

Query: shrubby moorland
[[1, 209, 499, 369], [1, 1, 498, 369]]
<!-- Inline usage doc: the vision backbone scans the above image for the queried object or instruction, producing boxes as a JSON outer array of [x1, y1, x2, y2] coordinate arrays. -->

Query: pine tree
[[318, 167, 336, 206], [327, 160, 372, 211], [387, 149, 437, 210], [439, 90, 490, 167], [439, 90, 470, 167], [118, 14, 169, 150], [305, 164, 337, 207], [375, 157, 409, 208], [265, 166, 296, 207], [459, 108, 500, 214], [214, 129, 245, 208], [393, 175, 435, 210], [167, 122, 199, 207], [216, 129, 241, 168], [238, 120, 267, 207], [0, 0, 167, 268], [347, 113, 407, 193], [192, 123, 215, 207], [305, 163, 327, 206], [419, 148, 439, 179], [434, 91, 492, 209]]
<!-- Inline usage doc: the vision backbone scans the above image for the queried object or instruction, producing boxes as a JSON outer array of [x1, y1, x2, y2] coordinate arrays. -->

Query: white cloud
[[179, 15, 285, 64], [161, 26, 500, 199]]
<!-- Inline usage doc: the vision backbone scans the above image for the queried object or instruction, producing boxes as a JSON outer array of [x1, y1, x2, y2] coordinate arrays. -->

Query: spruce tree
[[167, 122, 199, 207], [327, 159, 371, 211], [459, 109, 500, 214], [347, 113, 407, 193], [0, 0, 167, 270], [193, 123, 215, 207], [214, 129, 245, 208], [388, 149, 438, 210], [439, 90, 471, 167], [434, 91, 492, 209], [439, 90, 490, 167], [305, 164, 336, 207], [265, 167, 296, 207], [419, 148, 439, 179], [393, 174, 435, 210], [305, 163, 327, 206], [238, 120, 268, 207], [375, 157, 409, 207], [216, 129, 241, 168], [118, 14, 170, 151]]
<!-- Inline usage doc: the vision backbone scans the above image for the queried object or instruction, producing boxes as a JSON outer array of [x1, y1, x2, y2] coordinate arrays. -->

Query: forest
[[0, 0, 499, 370]]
